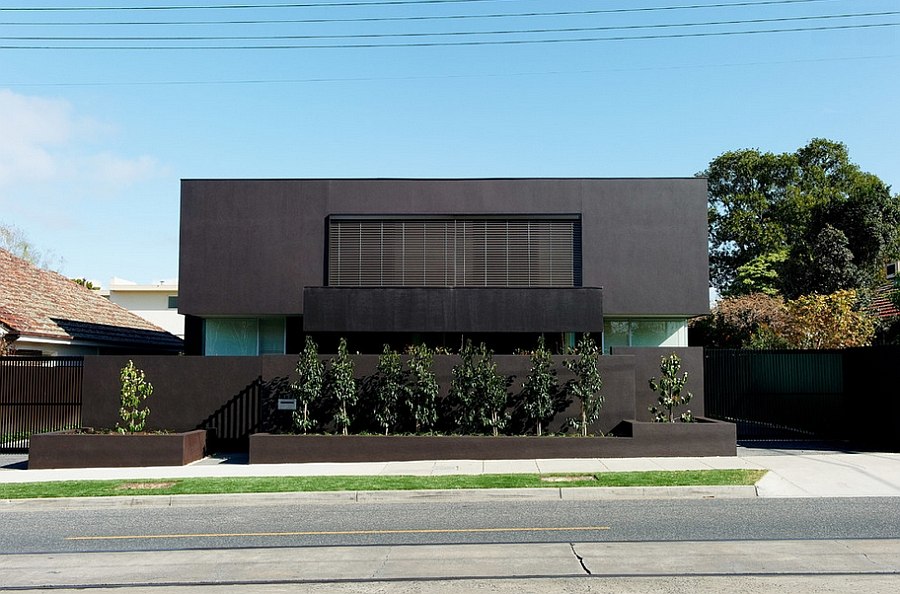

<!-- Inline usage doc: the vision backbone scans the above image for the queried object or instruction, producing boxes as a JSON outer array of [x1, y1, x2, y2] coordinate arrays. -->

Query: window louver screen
[[328, 217, 578, 287]]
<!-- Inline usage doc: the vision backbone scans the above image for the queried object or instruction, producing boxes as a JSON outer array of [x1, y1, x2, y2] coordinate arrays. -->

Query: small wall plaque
[[277, 398, 298, 411]]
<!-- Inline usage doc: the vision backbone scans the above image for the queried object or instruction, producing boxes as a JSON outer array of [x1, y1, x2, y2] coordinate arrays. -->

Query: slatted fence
[[0, 356, 83, 452]]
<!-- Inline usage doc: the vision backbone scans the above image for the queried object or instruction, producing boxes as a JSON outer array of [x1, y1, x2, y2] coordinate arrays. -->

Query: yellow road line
[[67, 526, 610, 541]]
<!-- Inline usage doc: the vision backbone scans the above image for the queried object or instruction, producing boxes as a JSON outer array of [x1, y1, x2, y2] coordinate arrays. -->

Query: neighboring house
[[0, 249, 183, 356], [870, 262, 900, 320], [179, 178, 709, 356], [102, 278, 185, 339]]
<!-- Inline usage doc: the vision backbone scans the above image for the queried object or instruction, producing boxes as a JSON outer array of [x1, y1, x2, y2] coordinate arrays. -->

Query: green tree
[[704, 139, 900, 298], [782, 289, 876, 349], [448, 339, 481, 434], [72, 278, 99, 290], [705, 148, 796, 296], [404, 343, 439, 433], [691, 293, 791, 349], [325, 338, 357, 435], [372, 344, 403, 435], [521, 336, 559, 436], [117, 360, 152, 434], [291, 336, 324, 434], [648, 354, 693, 423], [694, 290, 875, 349], [476, 346, 509, 437], [563, 333, 603, 437]]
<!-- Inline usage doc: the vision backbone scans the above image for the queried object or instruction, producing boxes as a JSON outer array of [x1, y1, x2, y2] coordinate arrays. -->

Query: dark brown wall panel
[[179, 178, 709, 319], [610, 347, 705, 421], [303, 287, 603, 333]]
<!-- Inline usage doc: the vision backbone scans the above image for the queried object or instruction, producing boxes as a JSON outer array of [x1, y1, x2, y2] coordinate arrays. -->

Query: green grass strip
[[0, 469, 765, 499]]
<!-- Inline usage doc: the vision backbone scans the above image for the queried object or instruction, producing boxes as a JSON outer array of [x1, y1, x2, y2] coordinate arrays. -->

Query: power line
[[5, 52, 898, 88], [2, 21, 896, 49], [4, 11, 895, 41], [0, 0, 518, 12], [0, 1, 852, 26]]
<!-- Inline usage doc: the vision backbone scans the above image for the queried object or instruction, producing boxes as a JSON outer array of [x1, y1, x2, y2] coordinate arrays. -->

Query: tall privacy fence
[[1, 349, 702, 453], [704, 347, 899, 447], [0, 357, 84, 452], [4, 347, 897, 453]]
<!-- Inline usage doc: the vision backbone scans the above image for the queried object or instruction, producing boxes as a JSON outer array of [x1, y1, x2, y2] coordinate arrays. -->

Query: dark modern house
[[179, 178, 709, 355]]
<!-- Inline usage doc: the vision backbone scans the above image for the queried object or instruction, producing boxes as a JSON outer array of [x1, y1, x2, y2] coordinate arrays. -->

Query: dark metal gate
[[704, 349, 845, 440], [0, 356, 83, 452]]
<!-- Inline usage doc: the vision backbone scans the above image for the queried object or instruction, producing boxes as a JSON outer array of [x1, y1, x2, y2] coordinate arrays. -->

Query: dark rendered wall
[[82, 353, 636, 436], [179, 179, 709, 319], [610, 347, 705, 421], [303, 287, 603, 333]]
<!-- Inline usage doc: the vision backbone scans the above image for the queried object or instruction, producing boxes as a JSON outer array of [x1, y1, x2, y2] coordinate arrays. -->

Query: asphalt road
[[4, 497, 900, 592], [3, 497, 900, 554]]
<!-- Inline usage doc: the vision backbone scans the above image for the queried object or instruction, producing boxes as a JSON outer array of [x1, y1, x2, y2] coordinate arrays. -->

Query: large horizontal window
[[204, 317, 285, 356], [602, 319, 688, 353], [328, 216, 580, 288]]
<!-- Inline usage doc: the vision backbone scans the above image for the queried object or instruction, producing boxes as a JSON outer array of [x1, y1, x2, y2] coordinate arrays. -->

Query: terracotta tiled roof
[[0, 248, 182, 350], [872, 283, 900, 319]]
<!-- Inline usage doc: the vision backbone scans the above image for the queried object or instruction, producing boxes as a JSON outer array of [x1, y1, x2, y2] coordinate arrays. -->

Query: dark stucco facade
[[179, 178, 708, 353]]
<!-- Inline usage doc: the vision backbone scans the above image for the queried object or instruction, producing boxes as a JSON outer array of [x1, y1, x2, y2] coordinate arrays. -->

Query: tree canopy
[[0, 222, 64, 272], [692, 290, 876, 349], [704, 139, 900, 299]]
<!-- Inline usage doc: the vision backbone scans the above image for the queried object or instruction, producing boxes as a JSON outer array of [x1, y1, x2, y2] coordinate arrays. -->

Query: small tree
[[373, 344, 403, 435], [521, 335, 558, 436], [649, 353, 693, 423], [117, 360, 152, 434], [448, 339, 481, 434], [563, 333, 603, 437], [292, 335, 324, 434], [326, 338, 357, 435], [476, 347, 509, 437], [404, 343, 439, 433]]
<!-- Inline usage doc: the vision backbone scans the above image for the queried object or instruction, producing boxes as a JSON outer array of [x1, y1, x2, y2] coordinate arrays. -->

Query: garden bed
[[249, 419, 735, 464], [28, 429, 207, 469]]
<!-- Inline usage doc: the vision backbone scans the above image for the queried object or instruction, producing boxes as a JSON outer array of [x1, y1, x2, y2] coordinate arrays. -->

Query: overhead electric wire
[[2, 21, 896, 49], [0, 0, 520, 12], [0, 1, 853, 26], [3, 10, 895, 41], [4, 51, 897, 87]]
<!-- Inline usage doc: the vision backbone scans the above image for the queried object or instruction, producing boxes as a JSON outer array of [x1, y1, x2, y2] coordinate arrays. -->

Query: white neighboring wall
[[103, 277, 184, 339]]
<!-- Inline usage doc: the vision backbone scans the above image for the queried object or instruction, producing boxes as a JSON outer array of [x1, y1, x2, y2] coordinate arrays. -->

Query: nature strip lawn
[[0, 469, 766, 499]]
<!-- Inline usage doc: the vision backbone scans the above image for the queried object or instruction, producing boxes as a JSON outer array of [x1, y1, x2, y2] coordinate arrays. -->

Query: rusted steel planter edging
[[249, 420, 736, 464], [28, 429, 207, 469]]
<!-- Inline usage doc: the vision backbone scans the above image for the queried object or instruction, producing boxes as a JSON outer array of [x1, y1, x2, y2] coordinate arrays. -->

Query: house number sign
[[277, 399, 298, 411]]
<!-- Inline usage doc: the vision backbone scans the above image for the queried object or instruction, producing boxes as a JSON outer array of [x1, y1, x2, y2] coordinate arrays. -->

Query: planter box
[[28, 429, 207, 469], [611, 417, 737, 457], [249, 420, 736, 464]]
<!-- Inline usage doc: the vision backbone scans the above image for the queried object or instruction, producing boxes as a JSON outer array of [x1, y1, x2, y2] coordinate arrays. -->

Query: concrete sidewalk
[[3, 446, 900, 500]]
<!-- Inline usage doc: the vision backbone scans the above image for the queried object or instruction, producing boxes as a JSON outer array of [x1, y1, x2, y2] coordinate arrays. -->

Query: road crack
[[569, 543, 591, 575], [372, 545, 392, 579]]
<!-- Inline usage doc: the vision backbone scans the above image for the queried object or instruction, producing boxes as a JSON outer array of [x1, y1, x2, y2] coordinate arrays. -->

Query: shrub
[[648, 353, 693, 423], [404, 343, 439, 433], [292, 335, 324, 434], [117, 360, 152, 434], [326, 338, 357, 435], [521, 335, 558, 436], [476, 347, 510, 437], [449, 339, 481, 434], [372, 344, 403, 435], [563, 333, 603, 436]]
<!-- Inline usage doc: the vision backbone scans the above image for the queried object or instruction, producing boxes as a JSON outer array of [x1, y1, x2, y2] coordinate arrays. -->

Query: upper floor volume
[[178, 178, 709, 355]]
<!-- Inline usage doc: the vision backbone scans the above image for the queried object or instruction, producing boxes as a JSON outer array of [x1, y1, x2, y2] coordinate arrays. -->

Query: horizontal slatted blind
[[329, 218, 578, 287]]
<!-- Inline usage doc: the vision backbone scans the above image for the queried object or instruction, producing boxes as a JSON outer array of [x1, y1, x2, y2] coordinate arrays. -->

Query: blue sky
[[1, 0, 898, 286]]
